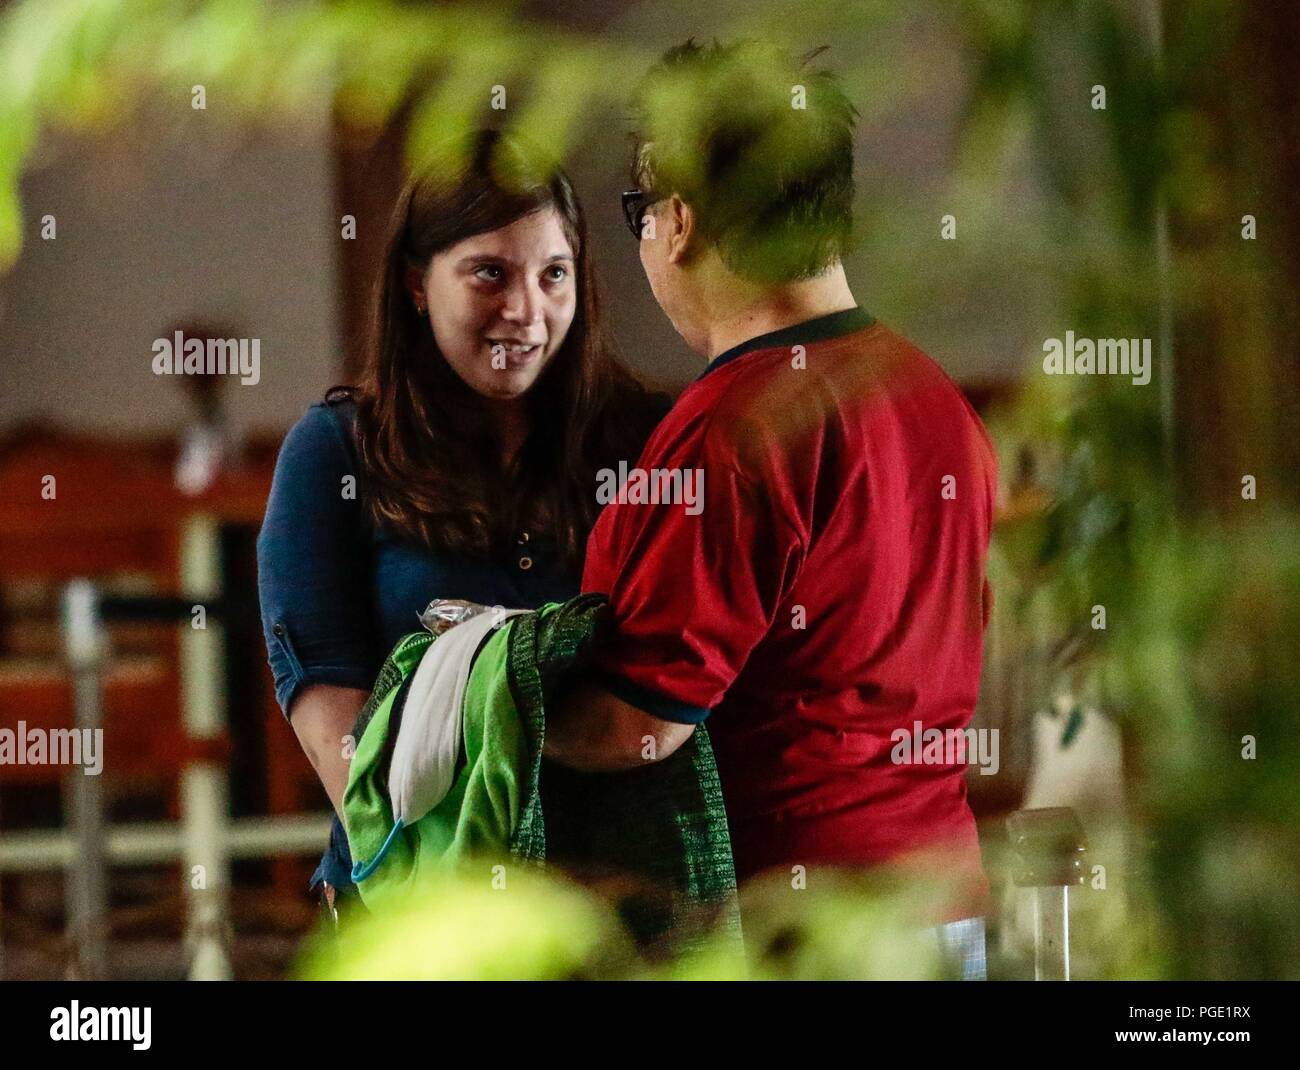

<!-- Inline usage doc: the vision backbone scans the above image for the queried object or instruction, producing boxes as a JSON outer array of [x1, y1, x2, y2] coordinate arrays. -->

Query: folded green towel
[[343, 594, 741, 953]]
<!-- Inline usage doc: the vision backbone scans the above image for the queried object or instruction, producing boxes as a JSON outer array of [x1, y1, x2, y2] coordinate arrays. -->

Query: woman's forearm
[[289, 684, 370, 821]]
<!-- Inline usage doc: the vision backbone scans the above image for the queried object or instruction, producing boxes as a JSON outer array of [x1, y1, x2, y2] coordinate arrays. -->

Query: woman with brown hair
[[256, 129, 666, 924]]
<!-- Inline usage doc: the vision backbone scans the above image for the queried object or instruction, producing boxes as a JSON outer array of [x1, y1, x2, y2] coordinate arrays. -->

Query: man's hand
[[544, 679, 696, 771]]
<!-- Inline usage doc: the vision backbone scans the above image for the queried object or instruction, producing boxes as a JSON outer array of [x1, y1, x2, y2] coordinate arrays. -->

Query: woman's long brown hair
[[344, 129, 661, 570]]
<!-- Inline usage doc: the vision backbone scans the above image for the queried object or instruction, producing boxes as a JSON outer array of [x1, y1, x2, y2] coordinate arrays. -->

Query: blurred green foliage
[[0, 0, 657, 269], [962, 0, 1300, 980], [298, 864, 956, 980], [298, 867, 637, 980]]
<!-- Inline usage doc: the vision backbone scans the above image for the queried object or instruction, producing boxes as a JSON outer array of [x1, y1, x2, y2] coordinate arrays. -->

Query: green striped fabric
[[344, 594, 742, 955]]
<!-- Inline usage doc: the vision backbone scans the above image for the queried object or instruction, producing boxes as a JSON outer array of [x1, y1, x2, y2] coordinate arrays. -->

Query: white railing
[[0, 515, 332, 980]]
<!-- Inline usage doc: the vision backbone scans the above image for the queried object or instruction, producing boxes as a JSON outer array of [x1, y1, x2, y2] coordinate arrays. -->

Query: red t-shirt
[[581, 307, 996, 921]]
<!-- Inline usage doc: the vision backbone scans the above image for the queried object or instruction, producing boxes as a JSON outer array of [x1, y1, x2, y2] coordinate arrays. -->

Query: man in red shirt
[[547, 40, 996, 970]]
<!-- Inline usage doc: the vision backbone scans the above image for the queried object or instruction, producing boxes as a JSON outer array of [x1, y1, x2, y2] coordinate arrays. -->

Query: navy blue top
[[256, 395, 580, 895]]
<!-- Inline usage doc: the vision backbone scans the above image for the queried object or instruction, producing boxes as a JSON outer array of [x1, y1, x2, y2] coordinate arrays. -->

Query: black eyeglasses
[[622, 189, 655, 240]]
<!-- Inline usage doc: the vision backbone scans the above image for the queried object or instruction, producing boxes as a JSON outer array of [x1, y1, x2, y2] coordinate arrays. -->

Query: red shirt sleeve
[[581, 429, 806, 723]]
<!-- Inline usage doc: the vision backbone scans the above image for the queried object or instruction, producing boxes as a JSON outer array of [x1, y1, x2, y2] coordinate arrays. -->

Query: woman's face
[[413, 208, 577, 402]]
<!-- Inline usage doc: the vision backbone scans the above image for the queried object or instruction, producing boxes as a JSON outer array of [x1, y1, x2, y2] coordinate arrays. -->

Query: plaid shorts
[[936, 916, 987, 980]]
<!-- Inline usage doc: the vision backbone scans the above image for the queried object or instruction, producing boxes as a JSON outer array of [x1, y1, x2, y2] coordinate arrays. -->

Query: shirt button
[[272, 623, 286, 637], [517, 531, 530, 544], [518, 555, 533, 571]]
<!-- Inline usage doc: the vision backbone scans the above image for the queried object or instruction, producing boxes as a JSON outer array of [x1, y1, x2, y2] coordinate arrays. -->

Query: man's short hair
[[630, 39, 858, 285]]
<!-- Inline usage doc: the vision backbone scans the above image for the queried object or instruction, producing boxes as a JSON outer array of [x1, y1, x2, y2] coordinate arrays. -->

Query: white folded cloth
[[387, 608, 528, 826]]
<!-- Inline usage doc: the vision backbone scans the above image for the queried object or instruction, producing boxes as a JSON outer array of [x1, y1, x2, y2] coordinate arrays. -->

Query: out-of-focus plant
[[961, 0, 1300, 978], [675, 869, 950, 980], [0, 0, 657, 270], [1115, 514, 1300, 979], [297, 866, 637, 980], [297, 861, 964, 980], [961, 0, 1174, 708]]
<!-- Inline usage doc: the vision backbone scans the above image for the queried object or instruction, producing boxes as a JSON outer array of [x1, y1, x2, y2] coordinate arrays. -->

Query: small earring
[[414, 302, 426, 315]]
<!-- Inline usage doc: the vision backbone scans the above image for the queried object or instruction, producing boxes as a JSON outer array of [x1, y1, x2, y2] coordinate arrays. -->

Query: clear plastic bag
[[416, 598, 496, 637]]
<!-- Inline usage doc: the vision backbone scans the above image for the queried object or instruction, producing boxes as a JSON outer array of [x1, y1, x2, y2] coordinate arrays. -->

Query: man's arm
[[545, 679, 696, 771]]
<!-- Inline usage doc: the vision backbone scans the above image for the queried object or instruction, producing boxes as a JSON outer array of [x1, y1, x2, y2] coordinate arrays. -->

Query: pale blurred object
[[166, 321, 243, 497], [174, 421, 231, 497]]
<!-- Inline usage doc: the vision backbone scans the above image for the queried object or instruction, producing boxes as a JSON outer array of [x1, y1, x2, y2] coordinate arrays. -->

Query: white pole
[[179, 514, 233, 981], [61, 579, 109, 980]]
